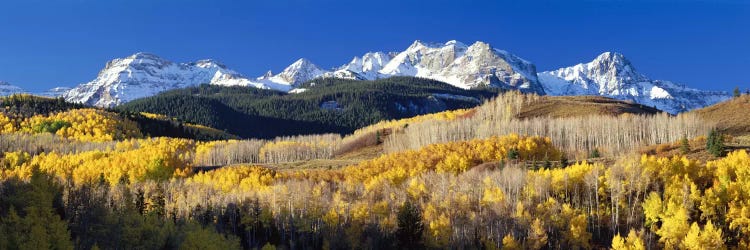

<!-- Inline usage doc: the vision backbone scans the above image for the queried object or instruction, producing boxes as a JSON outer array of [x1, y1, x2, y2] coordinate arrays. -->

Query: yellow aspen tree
[[699, 221, 725, 249], [611, 230, 645, 250], [502, 234, 521, 250], [611, 234, 627, 250], [656, 202, 690, 249], [527, 218, 548, 250], [682, 222, 702, 250]]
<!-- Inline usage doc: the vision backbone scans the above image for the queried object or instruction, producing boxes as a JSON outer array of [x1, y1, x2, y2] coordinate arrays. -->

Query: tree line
[[116, 77, 498, 139]]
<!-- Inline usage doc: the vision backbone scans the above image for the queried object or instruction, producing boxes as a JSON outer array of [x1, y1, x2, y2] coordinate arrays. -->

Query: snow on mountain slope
[[331, 51, 395, 80], [379, 40, 466, 79], [0, 81, 25, 96], [372, 40, 544, 93], [538, 52, 730, 114], [63, 53, 285, 107], [62, 40, 544, 107], [56, 42, 726, 112], [256, 58, 327, 87], [39, 87, 71, 97]]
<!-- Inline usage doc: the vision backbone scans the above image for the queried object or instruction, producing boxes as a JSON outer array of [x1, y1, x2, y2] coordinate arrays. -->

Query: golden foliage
[[611, 230, 645, 250], [343, 134, 560, 192], [139, 112, 169, 120], [0, 112, 17, 133], [2, 109, 142, 141], [187, 165, 277, 192], [351, 108, 474, 136], [3, 115, 750, 249], [1, 137, 193, 185]]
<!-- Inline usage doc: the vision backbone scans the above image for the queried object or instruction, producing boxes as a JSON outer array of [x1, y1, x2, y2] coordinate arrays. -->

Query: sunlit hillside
[[1, 91, 749, 249]]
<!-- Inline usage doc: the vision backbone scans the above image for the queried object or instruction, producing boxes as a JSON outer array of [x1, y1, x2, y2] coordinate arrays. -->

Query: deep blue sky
[[0, 0, 747, 92]]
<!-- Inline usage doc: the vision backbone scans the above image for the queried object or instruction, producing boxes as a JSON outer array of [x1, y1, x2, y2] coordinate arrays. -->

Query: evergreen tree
[[589, 148, 601, 158], [706, 129, 725, 157], [396, 201, 424, 249], [507, 148, 519, 160], [0, 170, 74, 250], [734, 87, 741, 98], [680, 136, 690, 154], [178, 223, 241, 250]]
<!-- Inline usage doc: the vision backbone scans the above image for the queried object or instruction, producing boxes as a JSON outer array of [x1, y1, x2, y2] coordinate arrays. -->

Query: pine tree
[[589, 148, 601, 158], [734, 87, 741, 98], [706, 129, 724, 157], [680, 136, 690, 155], [507, 148, 519, 160], [396, 201, 424, 249]]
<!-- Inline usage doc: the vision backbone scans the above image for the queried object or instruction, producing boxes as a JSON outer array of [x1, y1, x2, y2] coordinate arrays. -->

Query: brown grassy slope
[[690, 95, 750, 136], [334, 95, 664, 164], [516, 96, 661, 119]]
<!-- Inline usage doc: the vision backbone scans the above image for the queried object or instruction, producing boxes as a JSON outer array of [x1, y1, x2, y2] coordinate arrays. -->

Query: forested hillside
[[116, 77, 500, 138], [0, 94, 237, 141], [1, 91, 749, 249]]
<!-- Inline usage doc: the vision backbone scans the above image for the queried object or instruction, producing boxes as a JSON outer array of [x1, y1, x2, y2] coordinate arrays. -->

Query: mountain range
[[2, 40, 731, 113], [0, 81, 25, 96]]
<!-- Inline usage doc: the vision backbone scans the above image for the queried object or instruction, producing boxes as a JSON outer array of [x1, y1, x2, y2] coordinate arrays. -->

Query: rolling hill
[[690, 94, 750, 136], [515, 95, 661, 119], [116, 77, 501, 138]]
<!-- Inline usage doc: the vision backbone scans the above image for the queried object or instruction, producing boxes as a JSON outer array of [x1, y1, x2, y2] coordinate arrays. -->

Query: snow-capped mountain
[[38, 87, 71, 97], [0, 81, 25, 96], [62, 53, 291, 107], [538, 52, 730, 114], [62, 40, 544, 107], [326, 40, 544, 93], [57, 40, 727, 112], [327, 52, 396, 80], [255, 58, 328, 87]]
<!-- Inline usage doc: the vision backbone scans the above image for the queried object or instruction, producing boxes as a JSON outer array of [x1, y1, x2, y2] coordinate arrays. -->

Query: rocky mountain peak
[[63, 53, 276, 107], [260, 70, 274, 79], [285, 58, 319, 71], [193, 59, 228, 69], [127, 52, 163, 60], [538, 52, 729, 114], [588, 52, 643, 83], [444, 40, 467, 47], [274, 58, 326, 86], [406, 40, 445, 51]]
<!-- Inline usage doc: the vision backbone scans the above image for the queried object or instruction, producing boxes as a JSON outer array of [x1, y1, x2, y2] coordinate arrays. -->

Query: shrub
[[32, 120, 71, 134]]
